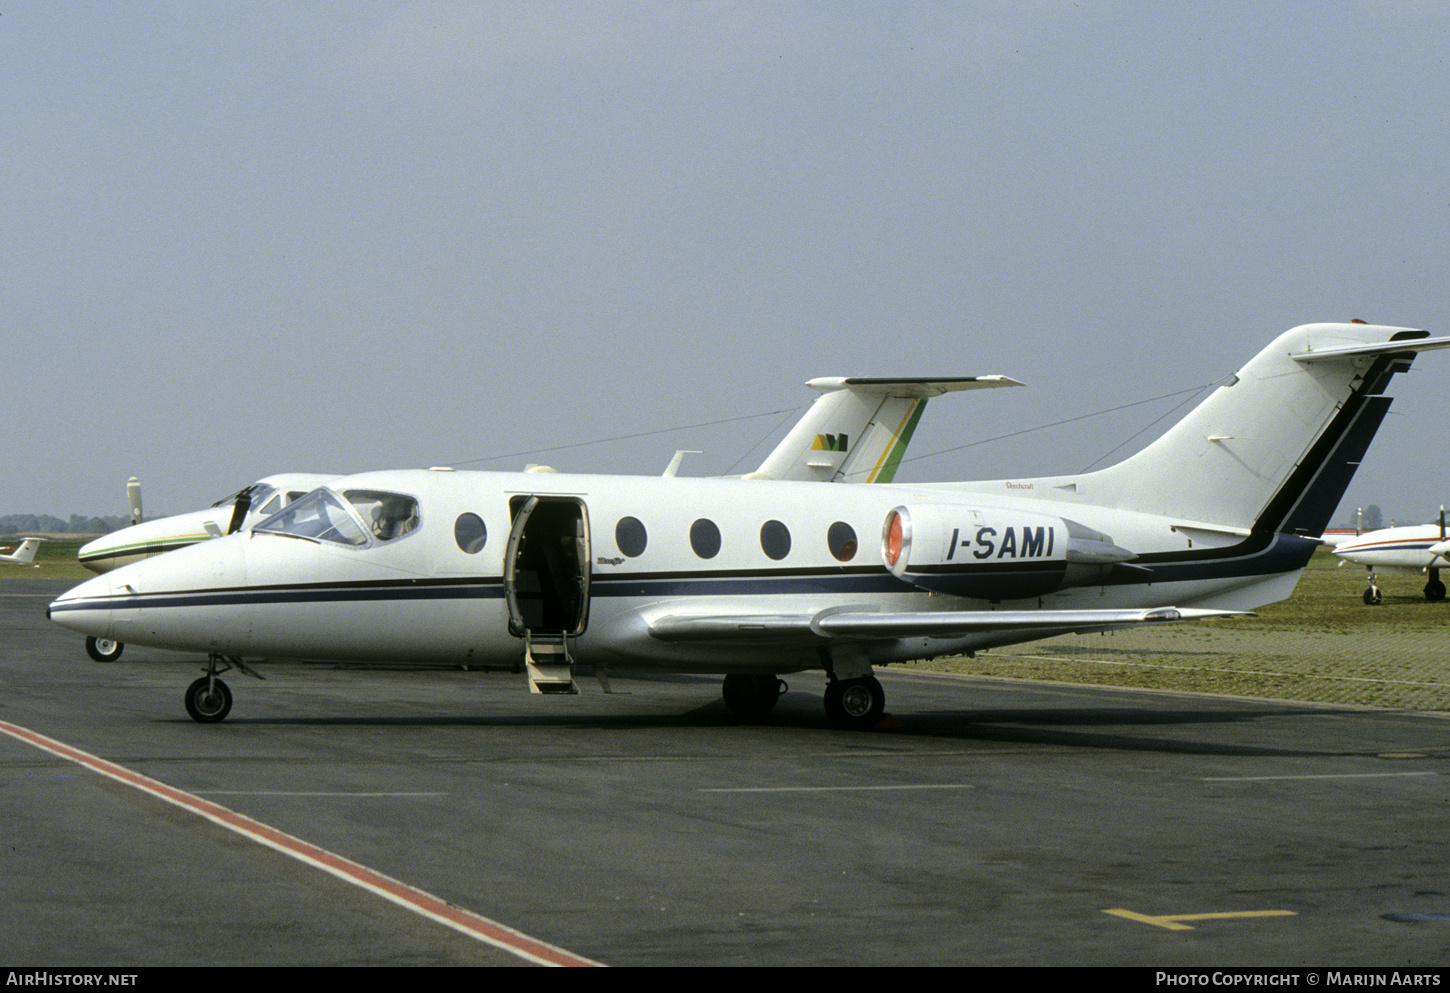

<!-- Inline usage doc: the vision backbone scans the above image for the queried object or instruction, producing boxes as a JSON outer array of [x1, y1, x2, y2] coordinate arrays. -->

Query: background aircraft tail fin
[[5, 538, 43, 564], [752, 376, 1022, 484]]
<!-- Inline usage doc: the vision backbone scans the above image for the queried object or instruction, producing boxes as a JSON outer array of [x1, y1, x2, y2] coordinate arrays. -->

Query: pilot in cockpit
[[370, 495, 419, 541]]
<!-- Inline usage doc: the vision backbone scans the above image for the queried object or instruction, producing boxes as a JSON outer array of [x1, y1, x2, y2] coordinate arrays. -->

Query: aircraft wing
[[645, 605, 1242, 643]]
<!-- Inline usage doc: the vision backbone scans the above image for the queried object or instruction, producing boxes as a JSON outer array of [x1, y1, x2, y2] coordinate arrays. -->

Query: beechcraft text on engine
[[47, 322, 1450, 728]]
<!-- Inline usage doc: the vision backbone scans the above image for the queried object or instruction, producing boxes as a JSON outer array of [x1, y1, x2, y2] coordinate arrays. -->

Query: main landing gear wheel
[[184, 677, 233, 723], [1363, 586, 1382, 605], [824, 676, 885, 731], [722, 674, 786, 721], [85, 636, 123, 663]]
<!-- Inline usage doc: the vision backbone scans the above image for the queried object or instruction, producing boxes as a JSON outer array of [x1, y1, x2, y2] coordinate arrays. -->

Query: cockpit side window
[[343, 489, 420, 542]]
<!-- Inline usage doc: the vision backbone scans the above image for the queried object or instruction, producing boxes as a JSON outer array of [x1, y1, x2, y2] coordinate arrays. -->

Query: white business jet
[[67, 375, 1009, 664], [1331, 508, 1450, 603], [1, 538, 44, 565], [48, 322, 1450, 728]]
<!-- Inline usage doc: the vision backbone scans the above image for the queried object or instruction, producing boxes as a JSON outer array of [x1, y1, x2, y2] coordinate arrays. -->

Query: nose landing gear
[[185, 676, 232, 723], [182, 655, 264, 723], [85, 636, 124, 663]]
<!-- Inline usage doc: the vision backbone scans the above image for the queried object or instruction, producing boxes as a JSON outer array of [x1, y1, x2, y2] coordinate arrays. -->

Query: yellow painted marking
[[1103, 908, 1297, 931], [864, 400, 921, 483]]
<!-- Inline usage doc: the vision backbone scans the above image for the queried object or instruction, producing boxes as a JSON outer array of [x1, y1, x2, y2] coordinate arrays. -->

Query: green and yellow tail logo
[[812, 433, 848, 452]]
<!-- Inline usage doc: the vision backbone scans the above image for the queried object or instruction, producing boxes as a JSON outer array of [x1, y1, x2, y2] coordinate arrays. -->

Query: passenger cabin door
[[503, 497, 591, 693]]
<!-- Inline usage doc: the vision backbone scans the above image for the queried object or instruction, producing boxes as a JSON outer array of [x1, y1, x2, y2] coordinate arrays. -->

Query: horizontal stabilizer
[[802, 376, 1024, 397], [1288, 334, 1450, 362]]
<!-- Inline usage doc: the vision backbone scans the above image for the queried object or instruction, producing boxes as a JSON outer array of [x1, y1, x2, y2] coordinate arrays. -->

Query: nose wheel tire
[[824, 676, 885, 730], [85, 637, 124, 663], [185, 677, 233, 723]]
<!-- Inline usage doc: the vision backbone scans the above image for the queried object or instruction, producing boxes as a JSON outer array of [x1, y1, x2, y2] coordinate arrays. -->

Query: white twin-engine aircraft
[[1332, 508, 1450, 604], [48, 322, 1450, 728]]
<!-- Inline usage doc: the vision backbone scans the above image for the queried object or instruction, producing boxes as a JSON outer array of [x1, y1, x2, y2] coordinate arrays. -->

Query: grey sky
[[4, 2, 1445, 523]]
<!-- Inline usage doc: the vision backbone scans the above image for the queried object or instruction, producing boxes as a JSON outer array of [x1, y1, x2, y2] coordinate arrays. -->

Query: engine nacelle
[[881, 504, 1137, 601]]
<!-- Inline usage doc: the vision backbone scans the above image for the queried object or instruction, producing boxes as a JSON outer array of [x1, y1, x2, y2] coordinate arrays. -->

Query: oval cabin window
[[616, 516, 647, 557], [760, 520, 791, 560], [454, 513, 487, 554], [690, 518, 721, 559]]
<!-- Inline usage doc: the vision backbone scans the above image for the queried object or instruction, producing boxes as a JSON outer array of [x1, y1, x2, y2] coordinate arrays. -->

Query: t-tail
[[1, 538, 43, 565], [751, 375, 1022, 484], [963, 322, 1450, 538]]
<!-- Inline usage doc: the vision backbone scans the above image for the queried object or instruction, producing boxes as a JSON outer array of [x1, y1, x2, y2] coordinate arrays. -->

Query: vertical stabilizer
[[1011, 323, 1450, 535], [752, 376, 1022, 483], [2, 538, 43, 565]]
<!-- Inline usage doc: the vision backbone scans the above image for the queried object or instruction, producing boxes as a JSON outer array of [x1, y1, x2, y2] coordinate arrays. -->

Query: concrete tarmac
[[3, 579, 1448, 967]]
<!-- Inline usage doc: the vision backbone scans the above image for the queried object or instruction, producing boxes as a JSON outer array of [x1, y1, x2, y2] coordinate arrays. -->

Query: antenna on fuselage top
[[663, 450, 702, 477]]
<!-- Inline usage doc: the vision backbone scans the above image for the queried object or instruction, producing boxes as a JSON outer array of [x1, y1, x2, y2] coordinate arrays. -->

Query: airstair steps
[[524, 632, 578, 695]]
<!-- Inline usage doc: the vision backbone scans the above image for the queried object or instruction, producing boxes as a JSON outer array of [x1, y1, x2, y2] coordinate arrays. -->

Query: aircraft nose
[[47, 571, 114, 633], [49, 535, 251, 650]]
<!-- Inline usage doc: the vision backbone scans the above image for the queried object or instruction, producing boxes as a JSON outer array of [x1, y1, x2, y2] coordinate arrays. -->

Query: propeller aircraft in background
[[1332, 508, 1450, 603]]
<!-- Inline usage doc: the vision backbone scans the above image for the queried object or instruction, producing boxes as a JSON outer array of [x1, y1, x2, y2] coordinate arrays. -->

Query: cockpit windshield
[[212, 482, 277, 510], [253, 488, 420, 547]]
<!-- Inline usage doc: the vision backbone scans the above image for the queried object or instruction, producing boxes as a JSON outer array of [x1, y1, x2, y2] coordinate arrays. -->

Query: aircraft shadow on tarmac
[[159, 667, 1344, 758]]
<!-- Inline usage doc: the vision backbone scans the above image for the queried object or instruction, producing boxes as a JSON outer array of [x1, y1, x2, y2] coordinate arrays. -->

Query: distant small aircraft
[[49, 322, 1450, 726], [0, 538, 43, 566], [1332, 508, 1450, 603]]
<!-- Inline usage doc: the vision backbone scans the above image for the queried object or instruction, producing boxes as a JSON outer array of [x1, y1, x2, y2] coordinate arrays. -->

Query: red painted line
[[0, 718, 601, 967]]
